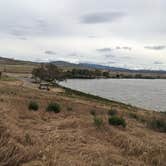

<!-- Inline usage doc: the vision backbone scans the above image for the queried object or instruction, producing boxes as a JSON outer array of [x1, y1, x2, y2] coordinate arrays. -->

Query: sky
[[0, 0, 166, 70]]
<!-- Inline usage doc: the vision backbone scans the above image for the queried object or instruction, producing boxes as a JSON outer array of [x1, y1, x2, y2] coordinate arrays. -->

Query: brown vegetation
[[0, 78, 166, 166]]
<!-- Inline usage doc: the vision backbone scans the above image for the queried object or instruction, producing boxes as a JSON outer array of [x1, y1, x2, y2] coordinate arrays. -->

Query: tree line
[[32, 63, 110, 82], [32, 63, 160, 82]]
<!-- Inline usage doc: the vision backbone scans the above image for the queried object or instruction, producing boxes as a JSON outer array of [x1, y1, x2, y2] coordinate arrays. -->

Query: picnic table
[[39, 82, 50, 91]]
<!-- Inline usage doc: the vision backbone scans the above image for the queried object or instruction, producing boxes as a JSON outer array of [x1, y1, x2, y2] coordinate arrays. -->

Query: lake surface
[[60, 79, 166, 112]]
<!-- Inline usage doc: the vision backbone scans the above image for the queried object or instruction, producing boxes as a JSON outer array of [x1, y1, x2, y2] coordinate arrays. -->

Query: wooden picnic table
[[39, 82, 50, 91]]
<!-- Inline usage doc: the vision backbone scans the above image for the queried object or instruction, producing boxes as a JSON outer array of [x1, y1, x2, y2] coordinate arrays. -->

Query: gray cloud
[[10, 27, 31, 39], [88, 35, 97, 38], [81, 11, 125, 24], [104, 54, 115, 58], [68, 53, 78, 57], [116, 46, 132, 51], [105, 54, 131, 60], [96, 48, 112, 52], [11, 29, 24, 37], [18, 37, 27, 40], [154, 61, 163, 65], [45, 50, 56, 55], [144, 45, 166, 50], [107, 61, 116, 64], [0, 0, 166, 70], [35, 18, 49, 33], [122, 47, 132, 51], [36, 19, 47, 27], [10, 28, 30, 40], [7, 17, 53, 40]]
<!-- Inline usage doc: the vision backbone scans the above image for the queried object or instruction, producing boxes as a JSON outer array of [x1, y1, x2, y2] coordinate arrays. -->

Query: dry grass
[[0, 64, 37, 74], [0, 80, 166, 166]]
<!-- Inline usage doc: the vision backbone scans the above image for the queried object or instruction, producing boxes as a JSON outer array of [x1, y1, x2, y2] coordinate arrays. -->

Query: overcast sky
[[0, 0, 166, 69]]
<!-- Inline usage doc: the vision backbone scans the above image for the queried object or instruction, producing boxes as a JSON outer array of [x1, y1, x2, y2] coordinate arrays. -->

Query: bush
[[28, 101, 39, 111], [108, 107, 118, 116], [93, 116, 103, 128], [90, 110, 96, 116], [148, 118, 166, 132], [46, 102, 61, 113], [108, 116, 126, 128]]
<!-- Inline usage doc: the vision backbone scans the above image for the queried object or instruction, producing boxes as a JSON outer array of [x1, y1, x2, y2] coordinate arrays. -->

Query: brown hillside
[[0, 79, 166, 166]]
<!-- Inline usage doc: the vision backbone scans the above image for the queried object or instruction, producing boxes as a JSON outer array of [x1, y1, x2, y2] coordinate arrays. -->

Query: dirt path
[[6, 73, 38, 88]]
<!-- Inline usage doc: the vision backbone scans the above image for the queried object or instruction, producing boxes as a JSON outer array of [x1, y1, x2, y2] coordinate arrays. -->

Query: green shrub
[[93, 116, 103, 128], [46, 102, 61, 113], [148, 118, 166, 132], [108, 107, 118, 116], [108, 116, 126, 128], [28, 101, 39, 111], [90, 110, 96, 116]]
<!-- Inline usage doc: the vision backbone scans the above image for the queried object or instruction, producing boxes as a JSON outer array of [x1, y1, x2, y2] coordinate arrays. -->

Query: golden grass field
[[0, 64, 38, 74], [0, 75, 166, 166]]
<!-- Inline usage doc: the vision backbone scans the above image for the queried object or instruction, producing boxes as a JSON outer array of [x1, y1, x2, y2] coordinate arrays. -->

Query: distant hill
[[1, 57, 166, 75], [0, 57, 37, 65], [78, 63, 130, 71], [0, 57, 39, 73], [52, 61, 129, 71], [51, 61, 77, 68], [51, 61, 166, 74]]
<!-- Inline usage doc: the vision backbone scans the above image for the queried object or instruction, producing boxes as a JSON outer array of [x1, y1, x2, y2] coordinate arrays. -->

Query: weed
[[90, 110, 96, 116], [108, 116, 126, 128], [93, 116, 103, 128], [28, 101, 39, 111], [46, 102, 61, 113], [148, 118, 166, 132]]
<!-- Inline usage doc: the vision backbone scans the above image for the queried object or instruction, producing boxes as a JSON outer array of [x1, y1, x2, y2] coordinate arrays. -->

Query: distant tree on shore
[[103, 71, 110, 78], [32, 63, 66, 82], [32, 63, 112, 82]]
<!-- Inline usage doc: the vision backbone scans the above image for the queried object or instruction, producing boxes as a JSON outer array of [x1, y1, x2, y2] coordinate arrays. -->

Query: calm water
[[60, 79, 166, 112]]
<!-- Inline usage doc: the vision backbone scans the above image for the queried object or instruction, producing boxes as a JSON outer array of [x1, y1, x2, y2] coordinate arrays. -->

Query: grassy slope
[[0, 57, 39, 74], [0, 64, 38, 74], [0, 79, 166, 166]]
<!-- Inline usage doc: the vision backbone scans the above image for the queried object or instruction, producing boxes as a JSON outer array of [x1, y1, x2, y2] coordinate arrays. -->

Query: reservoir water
[[60, 79, 166, 112]]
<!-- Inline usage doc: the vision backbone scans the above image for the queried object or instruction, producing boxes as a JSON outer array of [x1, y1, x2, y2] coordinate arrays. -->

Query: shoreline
[[58, 78, 166, 113], [58, 83, 162, 113]]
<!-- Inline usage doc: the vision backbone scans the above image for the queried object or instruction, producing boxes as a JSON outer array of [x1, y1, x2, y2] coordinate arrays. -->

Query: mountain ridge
[[0, 56, 166, 74], [51, 60, 166, 74]]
